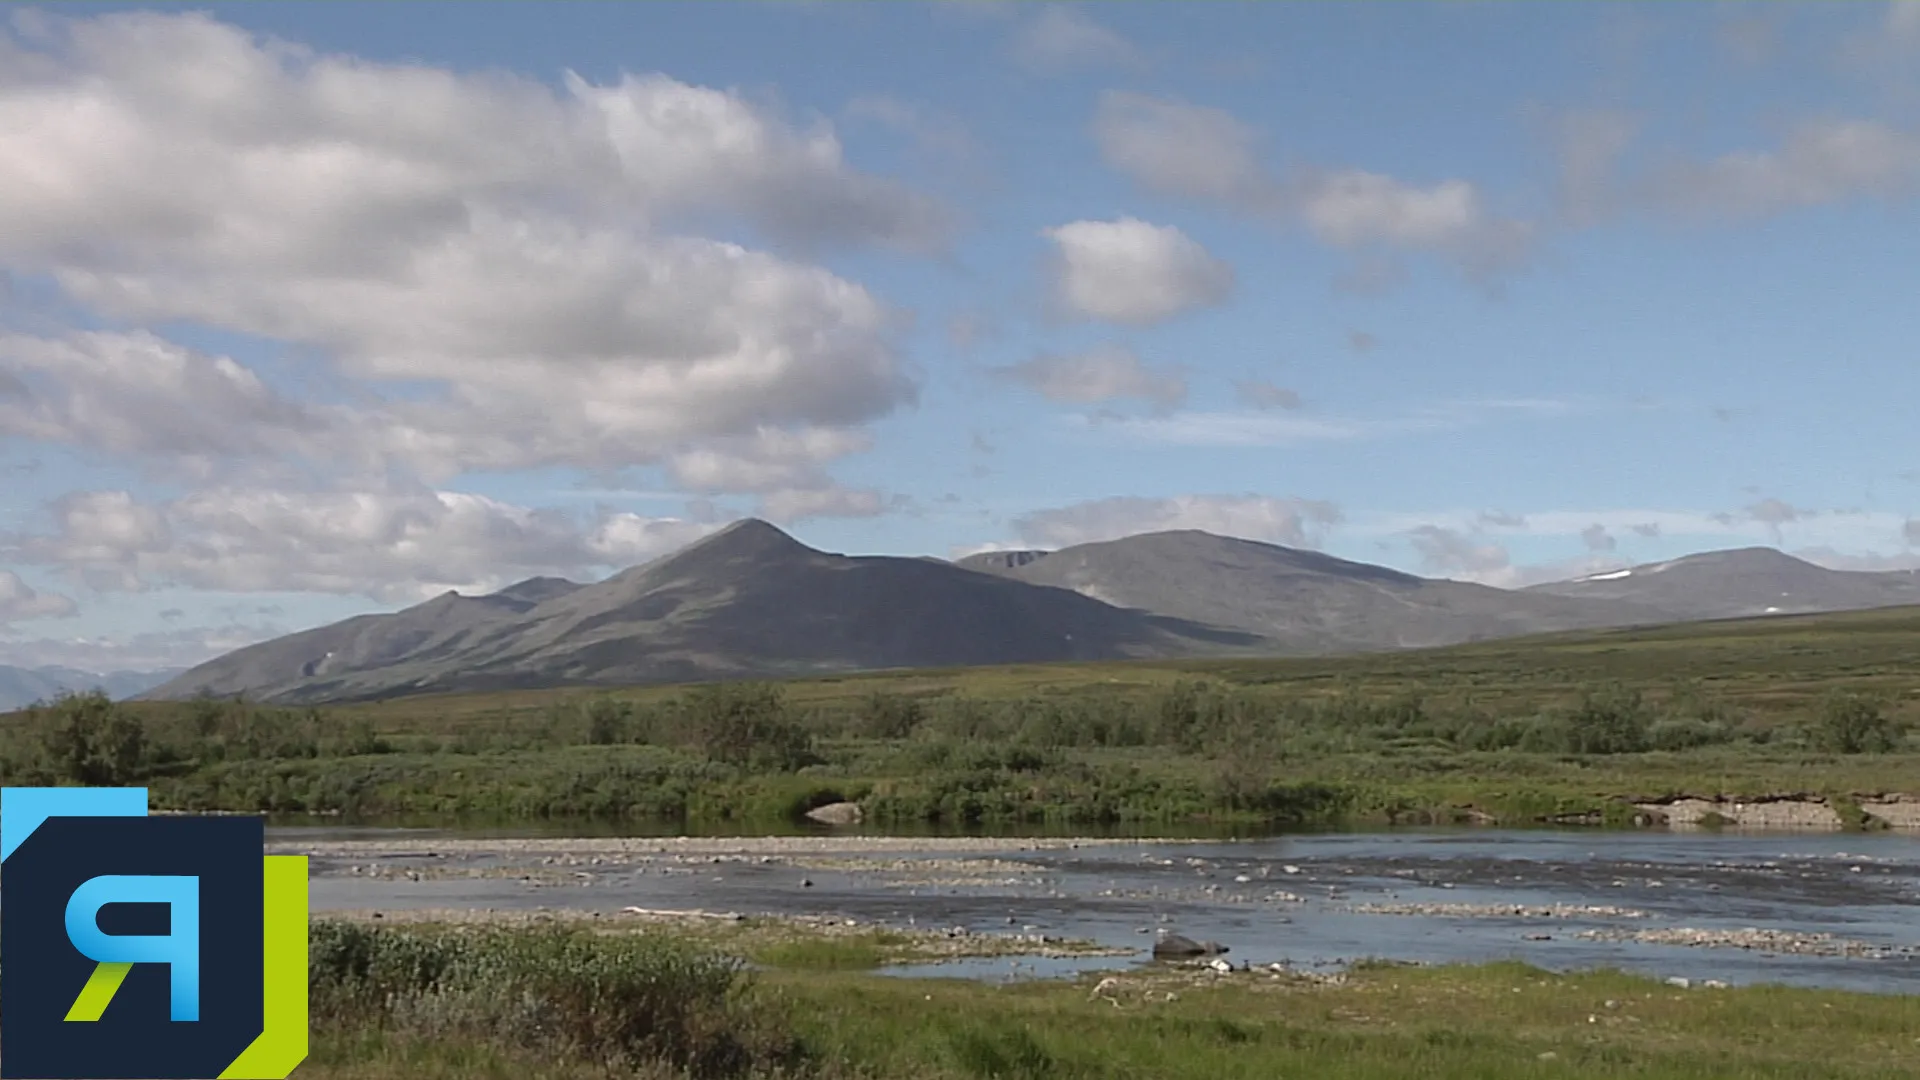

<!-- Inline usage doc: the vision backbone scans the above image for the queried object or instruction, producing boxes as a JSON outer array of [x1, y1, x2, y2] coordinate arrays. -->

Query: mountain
[[1523, 547, 1920, 620], [957, 530, 1674, 653], [142, 520, 1265, 704], [0, 665, 189, 712], [139, 522, 1920, 706]]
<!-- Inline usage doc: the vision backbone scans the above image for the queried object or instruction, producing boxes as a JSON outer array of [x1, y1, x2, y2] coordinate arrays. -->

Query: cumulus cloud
[[1042, 218, 1234, 326], [1098, 397, 1574, 447], [1478, 511, 1528, 529], [1723, 497, 1812, 543], [1580, 523, 1618, 552], [1406, 525, 1513, 578], [1008, 5, 1142, 73], [994, 345, 1187, 409], [1548, 108, 1639, 225], [0, 620, 289, 672], [0, 331, 337, 480], [1404, 524, 1631, 588], [1091, 91, 1533, 278], [1649, 120, 1920, 219], [0, 569, 75, 622], [1233, 380, 1301, 411], [1889, 1, 1920, 45], [757, 486, 895, 523], [0, 10, 931, 494], [2, 487, 721, 603], [1012, 494, 1342, 549], [1092, 92, 1270, 205]]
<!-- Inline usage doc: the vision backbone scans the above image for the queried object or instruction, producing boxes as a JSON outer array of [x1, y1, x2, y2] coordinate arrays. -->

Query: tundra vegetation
[[296, 919, 1919, 1079], [1, 606, 1916, 828]]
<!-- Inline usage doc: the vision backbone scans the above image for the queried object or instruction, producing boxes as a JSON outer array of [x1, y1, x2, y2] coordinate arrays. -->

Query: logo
[[1, 788, 307, 1079]]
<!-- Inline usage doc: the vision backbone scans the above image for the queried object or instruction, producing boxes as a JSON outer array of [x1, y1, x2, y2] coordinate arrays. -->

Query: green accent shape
[[218, 856, 309, 1079], [64, 961, 133, 1022]]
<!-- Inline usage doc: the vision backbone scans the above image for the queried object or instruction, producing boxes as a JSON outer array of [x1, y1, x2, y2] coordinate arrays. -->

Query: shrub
[[1814, 692, 1900, 754], [1647, 718, 1731, 752], [1564, 685, 1650, 755], [308, 921, 803, 1077], [37, 690, 152, 786], [682, 683, 817, 772], [855, 691, 924, 740]]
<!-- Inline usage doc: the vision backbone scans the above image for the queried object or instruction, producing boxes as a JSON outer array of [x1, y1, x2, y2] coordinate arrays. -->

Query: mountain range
[[137, 521, 1920, 705], [0, 665, 189, 712]]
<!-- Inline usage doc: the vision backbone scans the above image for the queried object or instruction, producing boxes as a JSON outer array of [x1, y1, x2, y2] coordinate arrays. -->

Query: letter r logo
[[64, 875, 202, 1023]]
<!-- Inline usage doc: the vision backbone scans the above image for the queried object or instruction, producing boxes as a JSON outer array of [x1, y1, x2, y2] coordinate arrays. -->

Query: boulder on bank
[[1152, 933, 1229, 959], [804, 801, 864, 826]]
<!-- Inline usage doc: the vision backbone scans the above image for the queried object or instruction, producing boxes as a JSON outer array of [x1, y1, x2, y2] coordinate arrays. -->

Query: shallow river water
[[278, 828, 1920, 994]]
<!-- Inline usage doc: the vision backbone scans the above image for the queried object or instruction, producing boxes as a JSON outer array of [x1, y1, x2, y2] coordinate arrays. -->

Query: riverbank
[[298, 917, 1920, 1080], [292, 828, 1920, 996]]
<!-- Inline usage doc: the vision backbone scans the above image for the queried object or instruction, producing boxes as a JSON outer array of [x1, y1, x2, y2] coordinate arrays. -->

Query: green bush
[[1814, 692, 1900, 754], [308, 920, 803, 1076], [1564, 685, 1650, 755]]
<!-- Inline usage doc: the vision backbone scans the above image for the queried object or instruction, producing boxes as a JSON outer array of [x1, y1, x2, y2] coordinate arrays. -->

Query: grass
[[4, 604, 1918, 828], [294, 921, 1920, 1080]]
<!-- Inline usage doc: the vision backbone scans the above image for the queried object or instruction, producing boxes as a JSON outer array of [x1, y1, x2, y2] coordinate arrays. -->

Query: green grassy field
[[298, 920, 1920, 1080], [4, 605, 1918, 828]]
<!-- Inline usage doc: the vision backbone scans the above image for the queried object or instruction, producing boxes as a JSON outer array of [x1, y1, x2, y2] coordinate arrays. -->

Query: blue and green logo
[[0, 787, 307, 1079]]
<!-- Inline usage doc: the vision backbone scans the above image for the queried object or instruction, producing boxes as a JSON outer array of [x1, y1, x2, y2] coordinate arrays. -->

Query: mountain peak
[[655, 518, 814, 567], [488, 576, 582, 605]]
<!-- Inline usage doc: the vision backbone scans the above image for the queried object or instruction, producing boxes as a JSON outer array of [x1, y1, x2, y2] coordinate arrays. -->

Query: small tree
[[855, 691, 923, 740], [1565, 684, 1650, 755], [684, 683, 816, 772], [39, 690, 150, 786], [1814, 692, 1899, 754], [581, 697, 634, 746]]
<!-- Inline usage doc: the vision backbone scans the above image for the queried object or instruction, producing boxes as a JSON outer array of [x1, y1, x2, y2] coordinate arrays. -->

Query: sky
[[2, 1, 1919, 673]]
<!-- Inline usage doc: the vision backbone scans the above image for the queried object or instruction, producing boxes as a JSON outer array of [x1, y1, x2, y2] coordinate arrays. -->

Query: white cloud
[[0, 10, 932, 494], [1013, 494, 1342, 549], [0, 569, 75, 622], [1096, 398, 1575, 447], [1233, 380, 1302, 411], [1092, 92, 1269, 205], [1650, 120, 1920, 218], [1580, 523, 1618, 552], [3, 487, 721, 603], [0, 330, 336, 480], [0, 620, 290, 672], [666, 427, 873, 493], [1406, 524, 1513, 578], [1042, 218, 1234, 325], [1091, 91, 1531, 277], [758, 486, 894, 523], [1905, 518, 1920, 546], [1792, 546, 1920, 573], [1890, 1, 1920, 44], [1008, 6, 1142, 73], [994, 345, 1187, 408]]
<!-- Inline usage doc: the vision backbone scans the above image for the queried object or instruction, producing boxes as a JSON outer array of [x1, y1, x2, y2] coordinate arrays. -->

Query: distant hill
[[139, 521, 1920, 706], [142, 520, 1265, 704], [1523, 547, 1920, 621], [0, 665, 188, 712], [957, 530, 1673, 652]]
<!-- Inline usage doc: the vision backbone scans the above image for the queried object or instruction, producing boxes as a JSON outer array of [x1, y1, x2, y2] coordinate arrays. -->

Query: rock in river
[[804, 801, 864, 826], [1152, 933, 1229, 959]]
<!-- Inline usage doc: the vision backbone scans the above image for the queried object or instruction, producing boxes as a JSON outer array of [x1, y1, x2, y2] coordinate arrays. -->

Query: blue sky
[[2, 1, 1919, 671]]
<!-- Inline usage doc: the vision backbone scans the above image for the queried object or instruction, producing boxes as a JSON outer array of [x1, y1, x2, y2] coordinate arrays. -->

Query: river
[[274, 827, 1920, 994]]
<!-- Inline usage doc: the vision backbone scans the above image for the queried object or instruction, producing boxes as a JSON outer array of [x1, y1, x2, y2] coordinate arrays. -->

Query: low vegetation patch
[[4, 610, 1918, 828], [293, 923, 1920, 1080]]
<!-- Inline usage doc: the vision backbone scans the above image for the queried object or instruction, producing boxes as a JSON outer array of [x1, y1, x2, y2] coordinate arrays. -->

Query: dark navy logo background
[[1, 816, 265, 1079]]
